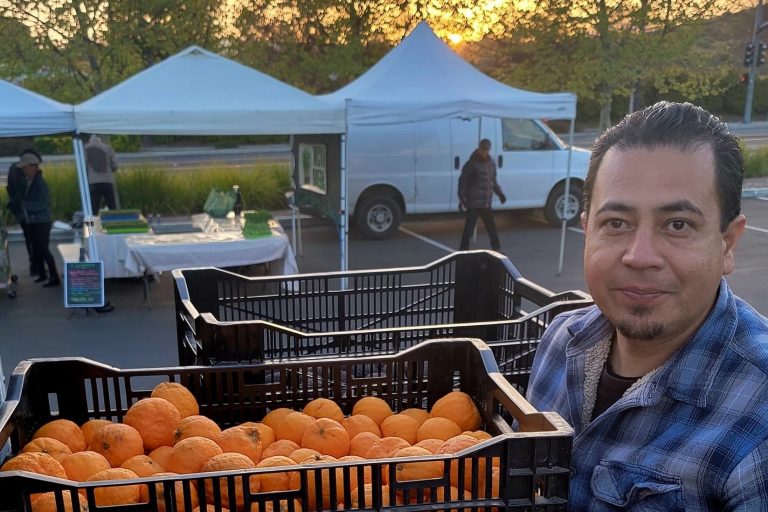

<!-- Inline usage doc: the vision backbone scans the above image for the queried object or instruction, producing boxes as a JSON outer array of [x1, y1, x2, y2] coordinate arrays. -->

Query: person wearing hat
[[6, 148, 43, 276], [18, 153, 59, 287], [458, 138, 506, 251]]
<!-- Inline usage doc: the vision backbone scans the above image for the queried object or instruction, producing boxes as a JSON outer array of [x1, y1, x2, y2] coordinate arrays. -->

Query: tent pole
[[73, 134, 99, 260], [340, 128, 349, 282], [557, 117, 576, 275]]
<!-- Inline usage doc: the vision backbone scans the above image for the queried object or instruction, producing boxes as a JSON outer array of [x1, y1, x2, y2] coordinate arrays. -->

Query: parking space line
[[568, 227, 585, 235], [746, 225, 768, 234], [757, 197, 768, 202], [398, 227, 454, 253]]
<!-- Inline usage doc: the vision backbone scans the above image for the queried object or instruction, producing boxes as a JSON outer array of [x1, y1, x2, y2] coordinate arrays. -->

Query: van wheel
[[544, 182, 583, 227], [356, 195, 402, 239]]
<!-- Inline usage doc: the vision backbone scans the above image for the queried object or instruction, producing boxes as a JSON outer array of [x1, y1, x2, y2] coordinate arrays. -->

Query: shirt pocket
[[588, 461, 685, 512]]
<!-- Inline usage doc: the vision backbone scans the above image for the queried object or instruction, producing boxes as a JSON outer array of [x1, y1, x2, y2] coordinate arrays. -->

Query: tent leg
[[557, 118, 577, 275], [73, 135, 99, 261], [340, 131, 348, 287]]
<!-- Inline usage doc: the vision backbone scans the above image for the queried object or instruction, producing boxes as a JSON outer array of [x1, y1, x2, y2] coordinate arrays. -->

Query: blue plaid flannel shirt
[[527, 278, 768, 511]]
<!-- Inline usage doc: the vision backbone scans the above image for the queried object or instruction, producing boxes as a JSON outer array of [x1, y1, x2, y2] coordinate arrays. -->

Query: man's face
[[479, 145, 490, 158], [582, 145, 745, 345], [22, 164, 38, 178]]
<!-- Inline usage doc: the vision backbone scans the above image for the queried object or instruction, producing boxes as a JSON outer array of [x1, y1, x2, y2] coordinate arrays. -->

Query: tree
[[483, 0, 744, 130], [0, 1, 225, 102], [230, 0, 483, 93]]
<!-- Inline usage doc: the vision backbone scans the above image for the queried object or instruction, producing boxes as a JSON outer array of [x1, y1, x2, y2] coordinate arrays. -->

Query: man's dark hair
[[584, 101, 743, 231], [479, 138, 492, 150]]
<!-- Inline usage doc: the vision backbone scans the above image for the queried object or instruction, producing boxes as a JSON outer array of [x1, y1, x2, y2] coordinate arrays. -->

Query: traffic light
[[745, 42, 756, 67], [759, 42, 767, 66]]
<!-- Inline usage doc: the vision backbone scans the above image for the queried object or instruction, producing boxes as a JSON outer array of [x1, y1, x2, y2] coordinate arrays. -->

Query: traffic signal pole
[[745, 0, 764, 124]]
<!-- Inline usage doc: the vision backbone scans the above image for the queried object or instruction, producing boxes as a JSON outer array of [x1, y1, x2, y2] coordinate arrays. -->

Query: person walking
[[6, 148, 43, 276], [85, 134, 119, 215], [458, 138, 506, 251], [18, 153, 59, 287]]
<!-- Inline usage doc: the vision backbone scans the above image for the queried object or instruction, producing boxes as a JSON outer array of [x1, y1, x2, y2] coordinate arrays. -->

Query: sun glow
[[448, 33, 464, 44]]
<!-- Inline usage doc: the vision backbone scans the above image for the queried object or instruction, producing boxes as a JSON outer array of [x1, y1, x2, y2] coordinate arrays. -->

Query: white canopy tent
[[322, 22, 578, 272], [0, 80, 76, 136], [73, 46, 346, 262]]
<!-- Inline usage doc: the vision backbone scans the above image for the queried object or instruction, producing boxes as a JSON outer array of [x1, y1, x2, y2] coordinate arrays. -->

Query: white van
[[348, 116, 591, 238]]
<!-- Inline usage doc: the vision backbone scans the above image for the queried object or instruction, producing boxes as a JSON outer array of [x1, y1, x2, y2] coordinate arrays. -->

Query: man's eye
[[667, 220, 690, 231], [607, 219, 625, 229]]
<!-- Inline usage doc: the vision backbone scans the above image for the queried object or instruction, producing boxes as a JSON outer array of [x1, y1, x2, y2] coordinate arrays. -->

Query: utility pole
[[745, 0, 765, 124]]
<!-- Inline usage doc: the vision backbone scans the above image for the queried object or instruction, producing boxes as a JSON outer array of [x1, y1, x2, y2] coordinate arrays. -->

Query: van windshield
[[501, 119, 563, 151]]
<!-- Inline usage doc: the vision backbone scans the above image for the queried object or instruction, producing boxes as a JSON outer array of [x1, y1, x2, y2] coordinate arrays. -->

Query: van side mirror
[[454, 156, 460, 170]]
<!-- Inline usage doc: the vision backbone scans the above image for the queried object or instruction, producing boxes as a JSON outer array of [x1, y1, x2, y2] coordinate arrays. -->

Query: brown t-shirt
[[591, 361, 639, 420]]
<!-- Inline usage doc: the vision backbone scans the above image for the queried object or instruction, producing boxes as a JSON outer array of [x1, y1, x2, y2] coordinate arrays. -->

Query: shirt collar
[[565, 278, 737, 408]]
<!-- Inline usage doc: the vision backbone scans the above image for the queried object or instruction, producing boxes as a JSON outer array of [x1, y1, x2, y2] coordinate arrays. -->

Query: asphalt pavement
[[2, 198, 766, 380]]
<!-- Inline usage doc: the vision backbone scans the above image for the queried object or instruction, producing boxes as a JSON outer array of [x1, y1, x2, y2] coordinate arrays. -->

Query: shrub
[[743, 145, 768, 179]]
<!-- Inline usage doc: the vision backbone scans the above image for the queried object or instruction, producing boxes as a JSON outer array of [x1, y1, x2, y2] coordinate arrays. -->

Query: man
[[18, 153, 59, 287], [6, 148, 43, 275], [526, 102, 768, 509], [458, 138, 506, 251], [85, 134, 119, 215]]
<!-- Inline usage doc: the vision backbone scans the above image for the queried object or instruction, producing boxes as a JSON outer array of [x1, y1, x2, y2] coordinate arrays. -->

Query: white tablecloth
[[91, 223, 298, 278]]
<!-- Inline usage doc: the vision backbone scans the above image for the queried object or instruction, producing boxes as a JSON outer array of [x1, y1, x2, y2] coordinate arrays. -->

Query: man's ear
[[722, 214, 746, 276], [581, 211, 588, 231]]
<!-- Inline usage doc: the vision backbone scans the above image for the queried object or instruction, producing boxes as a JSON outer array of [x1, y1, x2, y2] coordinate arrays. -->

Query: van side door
[[412, 119, 452, 213], [496, 118, 557, 209]]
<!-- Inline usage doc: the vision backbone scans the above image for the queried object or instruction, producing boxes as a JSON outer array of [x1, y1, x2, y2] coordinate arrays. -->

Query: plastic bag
[[203, 188, 237, 218]]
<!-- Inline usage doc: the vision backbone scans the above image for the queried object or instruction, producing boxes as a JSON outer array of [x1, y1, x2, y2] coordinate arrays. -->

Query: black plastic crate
[[174, 251, 592, 390], [0, 339, 572, 512]]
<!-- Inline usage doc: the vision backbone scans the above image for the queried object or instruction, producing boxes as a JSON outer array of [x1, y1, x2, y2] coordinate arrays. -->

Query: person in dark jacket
[[17, 153, 59, 287], [458, 138, 506, 251], [6, 148, 43, 275]]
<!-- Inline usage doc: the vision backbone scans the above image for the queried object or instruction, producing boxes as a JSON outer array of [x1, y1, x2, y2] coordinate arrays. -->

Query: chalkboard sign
[[64, 261, 105, 308]]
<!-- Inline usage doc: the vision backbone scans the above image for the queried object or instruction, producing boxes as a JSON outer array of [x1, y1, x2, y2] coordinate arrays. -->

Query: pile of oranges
[[1, 382, 500, 512]]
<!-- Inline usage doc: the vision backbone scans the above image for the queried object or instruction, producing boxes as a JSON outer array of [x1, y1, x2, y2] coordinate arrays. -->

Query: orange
[[22, 437, 72, 463], [61, 451, 110, 482], [414, 438, 444, 454], [261, 408, 295, 431], [256, 455, 299, 492], [288, 454, 336, 512], [416, 417, 462, 442], [216, 425, 263, 464], [140, 472, 198, 512], [392, 446, 442, 482], [349, 432, 381, 458], [348, 483, 393, 508], [86, 468, 143, 506], [166, 436, 223, 474], [463, 430, 493, 441], [80, 419, 113, 449], [88, 423, 144, 467], [124, 397, 181, 451], [300, 418, 350, 458], [422, 486, 471, 511], [121, 454, 165, 477], [149, 446, 174, 469], [337, 455, 372, 489], [173, 415, 221, 444], [400, 408, 430, 426], [192, 506, 229, 512], [1, 452, 67, 478], [364, 437, 411, 459], [430, 391, 482, 432], [275, 412, 316, 445], [262, 499, 302, 512], [30, 491, 87, 512], [302, 398, 344, 423], [288, 448, 321, 464], [33, 419, 86, 453], [247, 422, 274, 451], [201, 453, 259, 511], [351, 397, 392, 426], [380, 414, 420, 445], [341, 415, 381, 439], [151, 382, 200, 418], [435, 434, 483, 490], [261, 439, 300, 459]]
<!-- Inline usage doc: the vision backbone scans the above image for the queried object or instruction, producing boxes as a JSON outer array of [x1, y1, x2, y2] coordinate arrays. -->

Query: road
[[1, 197, 766, 378]]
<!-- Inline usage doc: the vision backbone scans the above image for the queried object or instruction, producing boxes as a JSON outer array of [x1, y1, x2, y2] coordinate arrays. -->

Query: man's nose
[[621, 226, 664, 269]]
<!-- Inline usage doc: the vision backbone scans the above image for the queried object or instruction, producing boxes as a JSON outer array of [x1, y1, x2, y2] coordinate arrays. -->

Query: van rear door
[[496, 118, 557, 209]]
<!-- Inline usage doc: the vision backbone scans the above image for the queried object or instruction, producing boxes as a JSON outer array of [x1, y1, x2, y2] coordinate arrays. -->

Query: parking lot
[[1, 197, 767, 378]]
